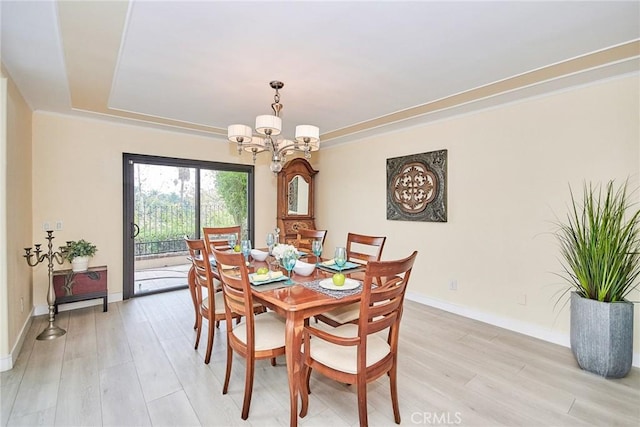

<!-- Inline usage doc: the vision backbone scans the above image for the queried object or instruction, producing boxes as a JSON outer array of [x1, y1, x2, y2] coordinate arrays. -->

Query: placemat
[[299, 278, 363, 299], [251, 281, 296, 292], [317, 262, 363, 274]]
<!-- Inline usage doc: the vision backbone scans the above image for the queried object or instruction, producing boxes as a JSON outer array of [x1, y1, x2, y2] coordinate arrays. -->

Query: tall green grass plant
[[556, 180, 640, 302]]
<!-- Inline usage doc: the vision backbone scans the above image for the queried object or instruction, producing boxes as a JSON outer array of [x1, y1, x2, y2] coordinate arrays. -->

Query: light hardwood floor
[[1, 289, 639, 426]]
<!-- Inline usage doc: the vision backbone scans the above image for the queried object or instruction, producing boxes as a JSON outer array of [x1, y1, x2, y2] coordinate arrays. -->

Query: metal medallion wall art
[[386, 149, 447, 222]]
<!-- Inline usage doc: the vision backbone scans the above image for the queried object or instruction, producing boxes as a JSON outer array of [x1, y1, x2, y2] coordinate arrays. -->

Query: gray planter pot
[[570, 292, 634, 378]]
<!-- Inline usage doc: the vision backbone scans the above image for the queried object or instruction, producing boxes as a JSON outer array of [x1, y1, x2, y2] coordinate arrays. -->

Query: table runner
[[298, 278, 363, 299], [251, 278, 367, 299]]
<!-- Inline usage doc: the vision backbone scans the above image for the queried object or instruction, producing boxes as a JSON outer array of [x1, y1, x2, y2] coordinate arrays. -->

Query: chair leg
[[222, 344, 233, 395], [270, 357, 277, 366], [190, 282, 197, 329], [204, 319, 214, 364], [241, 354, 256, 420], [305, 365, 312, 394], [389, 365, 401, 424], [300, 365, 311, 417], [356, 375, 368, 427], [194, 314, 202, 350]]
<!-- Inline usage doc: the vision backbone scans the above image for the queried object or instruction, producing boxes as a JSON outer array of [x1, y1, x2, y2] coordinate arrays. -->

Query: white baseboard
[[34, 291, 123, 315], [0, 308, 34, 372], [405, 292, 640, 368], [0, 353, 11, 372]]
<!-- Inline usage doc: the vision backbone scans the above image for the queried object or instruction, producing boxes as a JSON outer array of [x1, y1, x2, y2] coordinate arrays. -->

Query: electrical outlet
[[20, 297, 24, 313], [42, 221, 51, 231], [55, 220, 63, 230], [449, 280, 458, 291], [517, 293, 527, 306]]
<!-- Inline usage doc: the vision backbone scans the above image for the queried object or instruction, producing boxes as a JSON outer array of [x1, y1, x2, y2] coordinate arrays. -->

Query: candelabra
[[24, 230, 71, 340]]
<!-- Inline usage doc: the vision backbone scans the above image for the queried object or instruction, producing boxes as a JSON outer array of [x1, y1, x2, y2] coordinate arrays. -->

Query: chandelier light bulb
[[270, 161, 283, 173]]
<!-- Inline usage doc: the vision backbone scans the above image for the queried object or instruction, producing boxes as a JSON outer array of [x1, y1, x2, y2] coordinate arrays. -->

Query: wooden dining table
[[247, 257, 365, 427]]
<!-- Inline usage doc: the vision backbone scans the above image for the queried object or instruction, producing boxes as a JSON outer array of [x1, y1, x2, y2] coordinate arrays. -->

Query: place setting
[[317, 246, 363, 274]]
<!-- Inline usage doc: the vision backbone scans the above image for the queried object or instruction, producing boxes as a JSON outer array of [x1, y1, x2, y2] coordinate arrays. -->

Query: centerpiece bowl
[[293, 260, 315, 276], [250, 249, 268, 262]]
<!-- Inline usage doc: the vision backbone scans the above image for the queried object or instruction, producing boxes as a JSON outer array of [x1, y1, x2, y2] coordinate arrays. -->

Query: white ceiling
[[2, 1, 639, 147]]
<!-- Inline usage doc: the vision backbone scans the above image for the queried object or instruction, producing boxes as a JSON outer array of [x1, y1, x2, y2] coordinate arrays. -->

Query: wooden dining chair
[[203, 225, 242, 252], [202, 225, 242, 292], [295, 228, 327, 252], [315, 232, 387, 327], [212, 247, 286, 421], [300, 251, 418, 427], [185, 238, 238, 364], [346, 232, 386, 266]]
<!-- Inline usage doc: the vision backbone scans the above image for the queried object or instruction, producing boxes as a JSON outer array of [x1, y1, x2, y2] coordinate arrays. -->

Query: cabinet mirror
[[288, 175, 310, 215]]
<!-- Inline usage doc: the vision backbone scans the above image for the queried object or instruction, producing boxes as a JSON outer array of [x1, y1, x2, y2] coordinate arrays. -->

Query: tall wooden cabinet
[[276, 158, 318, 244]]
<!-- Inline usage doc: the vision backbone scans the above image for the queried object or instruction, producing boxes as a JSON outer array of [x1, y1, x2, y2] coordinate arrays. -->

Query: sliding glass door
[[123, 153, 254, 299]]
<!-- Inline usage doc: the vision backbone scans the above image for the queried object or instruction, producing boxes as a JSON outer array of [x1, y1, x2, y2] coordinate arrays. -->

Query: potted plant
[[555, 179, 640, 378], [66, 239, 98, 272]]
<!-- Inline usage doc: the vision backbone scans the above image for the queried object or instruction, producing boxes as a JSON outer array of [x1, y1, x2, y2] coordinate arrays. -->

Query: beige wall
[[11, 72, 640, 366], [315, 75, 640, 357], [31, 113, 278, 308], [1, 70, 34, 367]]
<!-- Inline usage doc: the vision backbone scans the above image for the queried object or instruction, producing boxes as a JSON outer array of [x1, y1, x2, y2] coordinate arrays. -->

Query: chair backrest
[[296, 229, 327, 252], [203, 226, 242, 252], [346, 233, 386, 265], [211, 248, 255, 332], [358, 251, 418, 344], [185, 238, 217, 309]]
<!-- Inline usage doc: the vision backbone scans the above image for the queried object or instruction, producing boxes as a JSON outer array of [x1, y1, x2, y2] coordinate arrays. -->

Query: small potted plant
[[66, 239, 98, 272]]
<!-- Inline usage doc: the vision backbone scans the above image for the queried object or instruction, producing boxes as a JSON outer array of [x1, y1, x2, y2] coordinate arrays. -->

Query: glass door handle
[[132, 223, 140, 238]]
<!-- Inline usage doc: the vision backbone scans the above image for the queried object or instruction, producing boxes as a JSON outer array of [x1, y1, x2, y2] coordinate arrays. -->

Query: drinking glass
[[282, 252, 297, 285], [334, 246, 347, 272], [241, 239, 252, 266], [228, 234, 237, 250], [266, 233, 276, 255], [312, 240, 323, 266]]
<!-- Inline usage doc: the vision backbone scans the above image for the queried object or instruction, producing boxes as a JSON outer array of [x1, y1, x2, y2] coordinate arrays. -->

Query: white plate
[[319, 278, 360, 291]]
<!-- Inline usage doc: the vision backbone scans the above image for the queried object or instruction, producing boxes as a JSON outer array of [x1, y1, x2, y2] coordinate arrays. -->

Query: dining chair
[[300, 251, 418, 427], [346, 232, 386, 266], [203, 225, 242, 252], [212, 247, 286, 421], [202, 225, 242, 292], [295, 228, 327, 252], [185, 238, 238, 364], [315, 232, 387, 327]]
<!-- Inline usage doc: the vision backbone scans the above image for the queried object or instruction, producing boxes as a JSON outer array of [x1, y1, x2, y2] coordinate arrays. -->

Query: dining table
[[215, 251, 366, 427]]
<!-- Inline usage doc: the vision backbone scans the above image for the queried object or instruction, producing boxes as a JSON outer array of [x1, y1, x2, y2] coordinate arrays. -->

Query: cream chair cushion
[[321, 302, 359, 324], [232, 312, 285, 351], [309, 324, 390, 374], [202, 295, 226, 316]]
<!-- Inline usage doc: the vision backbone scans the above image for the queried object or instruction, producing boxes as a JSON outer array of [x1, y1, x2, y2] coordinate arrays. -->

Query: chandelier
[[227, 81, 320, 173]]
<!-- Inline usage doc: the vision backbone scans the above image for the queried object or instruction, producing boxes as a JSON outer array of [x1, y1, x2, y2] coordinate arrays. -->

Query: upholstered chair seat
[[231, 312, 285, 351], [307, 324, 390, 374]]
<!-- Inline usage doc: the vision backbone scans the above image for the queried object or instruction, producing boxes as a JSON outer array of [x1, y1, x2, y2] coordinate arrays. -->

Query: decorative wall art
[[386, 149, 447, 222]]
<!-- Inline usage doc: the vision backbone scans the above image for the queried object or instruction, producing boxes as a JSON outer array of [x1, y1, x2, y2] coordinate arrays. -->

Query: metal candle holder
[[24, 230, 72, 340]]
